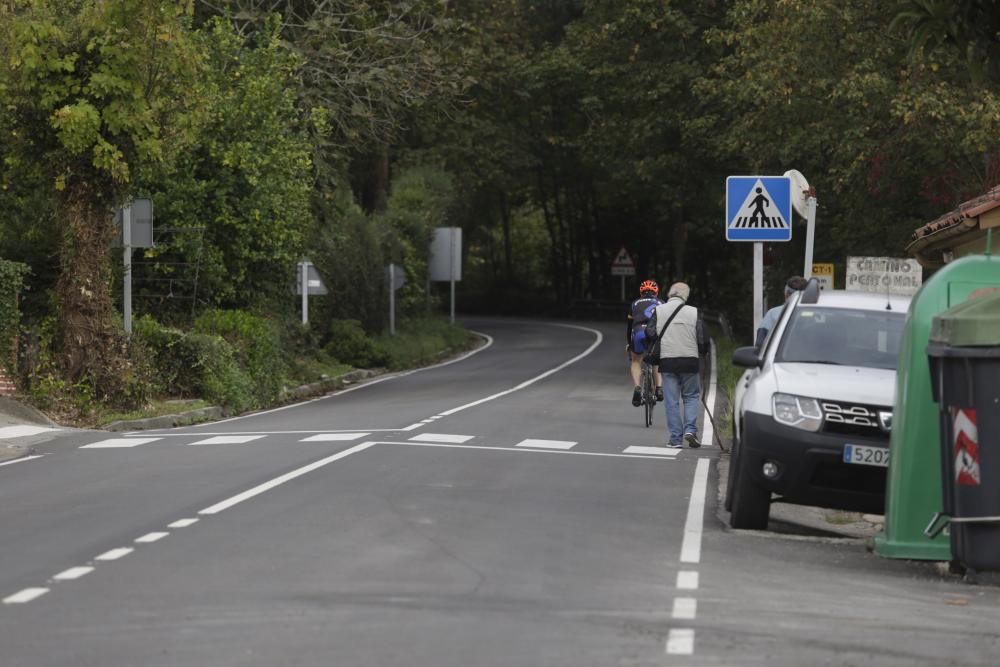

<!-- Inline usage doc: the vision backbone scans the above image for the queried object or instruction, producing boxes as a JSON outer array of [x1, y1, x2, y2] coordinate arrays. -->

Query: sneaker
[[684, 432, 701, 449], [655, 387, 664, 402], [631, 386, 642, 407], [666, 442, 683, 449]]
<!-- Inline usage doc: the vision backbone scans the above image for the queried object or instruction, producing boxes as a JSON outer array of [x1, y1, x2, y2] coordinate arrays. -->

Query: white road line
[[515, 439, 576, 450], [95, 548, 133, 561], [135, 532, 169, 543], [702, 338, 718, 447], [672, 597, 698, 620], [0, 454, 45, 468], [53, 566, 94, 581], [81, 437, 160, 449], [0, 425, 57, 438], [300, 433, 370, 442], [137, 429, 399, 436], [666, 629, 695, 655], [677, 571, 699, 590], [623, 446, 682, 457], [385, 441, 675, 461], [409, 433, 475, 444], [168, 518, 199, 528], [199, 441, 376, 515], [680, 458, 711, 564], [437, 325, 603, 417], [3, 588, 49, 604], [187, 435, 264, 446], [186, 332, 494, 428]]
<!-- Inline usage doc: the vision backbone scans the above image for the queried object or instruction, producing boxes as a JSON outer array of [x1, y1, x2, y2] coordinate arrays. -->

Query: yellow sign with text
[[811, 263, 834, 290]]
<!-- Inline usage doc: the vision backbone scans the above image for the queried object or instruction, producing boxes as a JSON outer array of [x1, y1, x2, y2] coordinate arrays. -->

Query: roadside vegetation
[[0, 1, 996, 420]]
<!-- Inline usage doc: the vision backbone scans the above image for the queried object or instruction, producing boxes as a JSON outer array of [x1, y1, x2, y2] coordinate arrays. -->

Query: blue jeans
[[662, 372, 700, 444]]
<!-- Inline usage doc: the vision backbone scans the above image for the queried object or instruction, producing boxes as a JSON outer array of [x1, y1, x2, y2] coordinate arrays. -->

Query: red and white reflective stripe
[[952, 407, 980, 487]]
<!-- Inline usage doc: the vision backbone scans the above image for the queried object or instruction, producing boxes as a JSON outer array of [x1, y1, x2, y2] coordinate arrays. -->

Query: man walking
[[645, 282, 709, 448]]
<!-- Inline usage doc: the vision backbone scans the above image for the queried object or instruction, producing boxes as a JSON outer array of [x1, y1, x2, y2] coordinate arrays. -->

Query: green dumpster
[[926, 290, 1000, 571], [875, 254, 1000, 561]]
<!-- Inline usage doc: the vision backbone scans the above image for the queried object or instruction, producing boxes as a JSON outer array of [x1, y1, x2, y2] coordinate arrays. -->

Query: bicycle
[[639, 352, 658, 427]]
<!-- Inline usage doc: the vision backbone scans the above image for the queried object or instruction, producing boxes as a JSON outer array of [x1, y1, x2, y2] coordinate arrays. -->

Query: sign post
[[115, 198, 154, 334], [296, 260, 328, 325], [611, 246, 636, 300], [429, 227, 462, 324], [385, 263, 406, 335], [726, 176, 793, 331]]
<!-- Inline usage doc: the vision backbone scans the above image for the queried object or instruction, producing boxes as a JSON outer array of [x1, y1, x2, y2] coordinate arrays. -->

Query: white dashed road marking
[[53, 567, 94, 581], [135, 532, 169, 544], [168, 518, 199, 528], [681, 458, 710, 564], [95, 548, 133, 561], [409, 433, 474, 444], [81, 437, 161, 449], [3, 588, 49, 604], [677, 571, 699, 590], [300, 433, 370, 442], [666, 628, 695, 655], [515, 439, 576, 450], [188, 435, 265, 446], [672, 597, 697, 620], [623, 446, 681, 457], [0, 455, 44, 468]]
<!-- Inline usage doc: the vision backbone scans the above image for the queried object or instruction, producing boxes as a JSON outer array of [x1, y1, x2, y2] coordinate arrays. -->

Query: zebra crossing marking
[[81, 437, 161, 449], [187, 435, 265, 446]]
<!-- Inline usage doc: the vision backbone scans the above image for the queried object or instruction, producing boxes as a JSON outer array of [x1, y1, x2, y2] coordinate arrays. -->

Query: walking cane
[[701, 392, 729, 453]]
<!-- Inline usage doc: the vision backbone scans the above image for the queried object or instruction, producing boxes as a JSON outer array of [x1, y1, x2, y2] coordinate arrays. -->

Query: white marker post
[[803, 194, 817, 279], [753, 243, 763, 332], [389, 263, 396, 335], [301, 260, 309, 325]]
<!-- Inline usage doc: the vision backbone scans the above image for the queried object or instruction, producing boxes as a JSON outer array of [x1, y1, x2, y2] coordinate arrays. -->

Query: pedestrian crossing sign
[[725, 176, 792, 242]]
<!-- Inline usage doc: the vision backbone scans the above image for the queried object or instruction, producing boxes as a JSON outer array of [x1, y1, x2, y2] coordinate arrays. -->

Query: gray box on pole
[[429, 227, 462, 282]]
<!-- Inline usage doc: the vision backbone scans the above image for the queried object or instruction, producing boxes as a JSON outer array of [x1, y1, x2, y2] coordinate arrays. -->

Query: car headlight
[[772, 393, 823, 432]]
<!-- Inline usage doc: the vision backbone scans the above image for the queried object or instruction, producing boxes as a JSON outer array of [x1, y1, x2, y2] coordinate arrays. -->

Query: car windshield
[[776, 306, 906, 370]]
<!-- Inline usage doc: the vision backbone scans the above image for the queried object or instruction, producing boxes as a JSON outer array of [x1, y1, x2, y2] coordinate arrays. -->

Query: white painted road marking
[[81, 438, 160, 449], [300, 433, 370, 442], [388, 441, 674, 460], [0, 454, 45, 468], [515, 439, 576, 450], [95, 548, 133, 561], [666, 628, 694, 655], [199, 441, 376, 515], [672, 597, 698, 620], [188, 435, 265, 446], [0, 425, 57, 438], [168, 518, 199, 528], [135, 532, 169, 543], [3, 588, 49, 604], [53, 566, 94, 581], [409, 433, 474, 444], [681, 458, 710, 564], [677, 571, 699, 590], [623, 446, 682, 457]]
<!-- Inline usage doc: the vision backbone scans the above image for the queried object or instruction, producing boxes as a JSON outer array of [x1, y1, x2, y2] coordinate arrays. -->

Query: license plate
[[843, 444, 889, 467]]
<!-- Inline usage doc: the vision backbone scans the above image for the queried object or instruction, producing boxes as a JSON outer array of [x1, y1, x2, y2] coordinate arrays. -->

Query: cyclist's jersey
[[627, 295, 663, 351]]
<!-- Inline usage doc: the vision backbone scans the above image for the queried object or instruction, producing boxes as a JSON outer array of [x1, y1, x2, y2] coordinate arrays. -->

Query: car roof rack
[[800, 277, 822, 304]]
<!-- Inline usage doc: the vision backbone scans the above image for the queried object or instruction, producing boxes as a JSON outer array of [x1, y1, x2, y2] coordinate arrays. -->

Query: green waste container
[[926, 289, 1000, 572]]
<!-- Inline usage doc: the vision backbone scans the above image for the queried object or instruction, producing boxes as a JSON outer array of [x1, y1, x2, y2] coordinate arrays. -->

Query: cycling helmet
[[639, 279, 659, 296]]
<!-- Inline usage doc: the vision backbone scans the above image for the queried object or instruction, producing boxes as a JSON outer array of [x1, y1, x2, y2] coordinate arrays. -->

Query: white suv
[[727, 281, 911, 530]]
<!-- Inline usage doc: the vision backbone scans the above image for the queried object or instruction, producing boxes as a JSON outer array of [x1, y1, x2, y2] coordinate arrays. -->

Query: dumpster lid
[[930, 289, 1000, 346]]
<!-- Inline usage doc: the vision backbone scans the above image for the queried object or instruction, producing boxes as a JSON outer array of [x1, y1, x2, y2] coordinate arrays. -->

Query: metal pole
[[123, 203, 132, 334], [450, 278, 455, 325], [803, 195, 817, 278], [753, 242, 764, 332], [620, 275, 625, 301], [301, 261, 308, 325], [389, 263, 396, 335]]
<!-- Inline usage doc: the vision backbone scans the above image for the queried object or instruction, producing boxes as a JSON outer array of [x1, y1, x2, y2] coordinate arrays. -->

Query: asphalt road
[[1, 317, 998, 666]]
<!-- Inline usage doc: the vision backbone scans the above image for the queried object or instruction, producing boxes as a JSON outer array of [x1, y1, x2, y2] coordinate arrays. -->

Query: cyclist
[[627, 279, 664, 406]]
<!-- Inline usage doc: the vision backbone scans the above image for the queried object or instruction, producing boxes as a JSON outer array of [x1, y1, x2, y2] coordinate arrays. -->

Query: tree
[[0, 0, 206, 397]]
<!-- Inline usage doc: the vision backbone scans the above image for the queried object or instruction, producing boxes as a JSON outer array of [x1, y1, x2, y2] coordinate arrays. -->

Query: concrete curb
[[100, 368, 385, 432]]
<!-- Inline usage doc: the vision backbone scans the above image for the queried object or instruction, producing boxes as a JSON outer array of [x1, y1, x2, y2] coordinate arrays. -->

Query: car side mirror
[[732, 346, 762, 369]]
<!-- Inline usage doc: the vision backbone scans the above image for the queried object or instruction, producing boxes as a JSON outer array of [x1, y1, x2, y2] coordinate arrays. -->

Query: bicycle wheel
[[641, 365, 655, 428]]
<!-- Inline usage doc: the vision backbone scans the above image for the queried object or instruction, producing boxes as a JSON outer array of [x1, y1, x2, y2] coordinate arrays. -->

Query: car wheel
[[729, 424, 771, 530]]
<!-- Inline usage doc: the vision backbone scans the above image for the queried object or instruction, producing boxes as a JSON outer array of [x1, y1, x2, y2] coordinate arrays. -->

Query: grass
[[94, 398, 210, 428], [377, 317, 478, 370]]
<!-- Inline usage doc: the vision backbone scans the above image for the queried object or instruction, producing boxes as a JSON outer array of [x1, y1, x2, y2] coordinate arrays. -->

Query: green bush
[[134, 315, 255, 412], [324, 319, 390, 368], [193, 310, 285, 404], [376, 318, 475, 370]]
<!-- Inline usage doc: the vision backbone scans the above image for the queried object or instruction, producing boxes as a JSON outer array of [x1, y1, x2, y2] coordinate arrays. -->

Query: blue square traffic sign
[[726, 176, 792, 242]]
